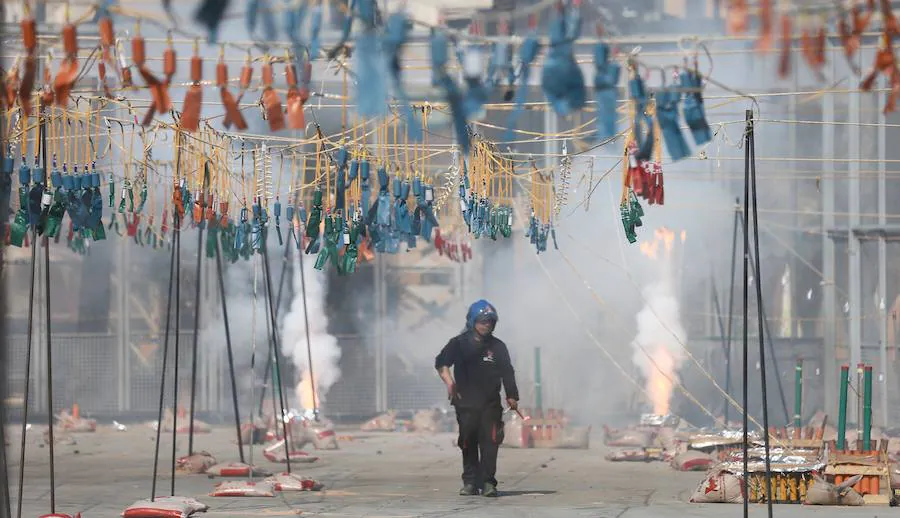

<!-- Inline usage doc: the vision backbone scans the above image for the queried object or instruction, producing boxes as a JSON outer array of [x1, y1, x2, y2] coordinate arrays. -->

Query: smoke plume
[[632, 229, 688, 416], [280, 258, 341, 411]]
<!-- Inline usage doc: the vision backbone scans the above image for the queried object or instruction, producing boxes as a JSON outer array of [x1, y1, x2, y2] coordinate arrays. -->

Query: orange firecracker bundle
[[263, 439, 319, 463], [122, 496, 208, 518], [176, 451, 217, 474], [209, 480, 275, 498], [265, 472, 324, 492], [205, 462, 271, 478]]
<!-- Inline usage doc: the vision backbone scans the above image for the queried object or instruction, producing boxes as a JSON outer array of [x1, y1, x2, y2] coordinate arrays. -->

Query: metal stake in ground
[[40, 103, 57, 515], [171, 206, 182, 495], [15, 109, 42, 518], [748, 110, 774, 518], [260, 220, 293, 474], [188, 162, 211, 455], [295, 215, 318, 419], [151, 227, 177, 501], [257, 238, 292, 417], [723, 200, 740, 426], [741, 110, 752, 518], [215, 237, 246, 463]]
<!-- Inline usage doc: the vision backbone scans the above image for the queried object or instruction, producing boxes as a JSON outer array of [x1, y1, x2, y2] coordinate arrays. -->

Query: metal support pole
[[188, 165, 210, 455], [863, 365, 873, 451], [534, 347, 542, 411], [724, 203, 740, 425], [741, 110, 752, 518], [848, 64, 862, 422], [822, 53, 838, 418], [838, 364, 849, 450], [215, 240, 245, 463], [877, 84, 889, 427], [794, 360, 803, 430]]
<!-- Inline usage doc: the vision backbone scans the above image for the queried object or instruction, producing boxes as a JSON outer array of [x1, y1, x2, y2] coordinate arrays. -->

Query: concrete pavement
[[4, 425, 895, 517]]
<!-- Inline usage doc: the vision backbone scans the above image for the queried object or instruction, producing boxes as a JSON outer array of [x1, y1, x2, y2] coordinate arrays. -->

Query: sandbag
[[206, 462, 271, 478], [176, 451, 217, 474], [671, 451, 715, 472], [123, 496, 208, 518], [361, 411, 396, 431], [605, 449, 649, 462], [265, 472, 324, 491], [209, 480, 275, 497], [412, 409, 441, 433], [690, 470, 744, 503], [804, 475, 865, 506], [295, 417, 338, 450], [263, 439, 320, 463], [555, 425, 591, 449]]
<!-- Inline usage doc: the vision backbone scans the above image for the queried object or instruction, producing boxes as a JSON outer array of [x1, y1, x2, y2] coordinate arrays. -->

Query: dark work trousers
[[456, 403, 504, 488]]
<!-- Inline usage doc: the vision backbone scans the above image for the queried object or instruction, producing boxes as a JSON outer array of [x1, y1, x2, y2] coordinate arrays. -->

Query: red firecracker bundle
[[205, 462, 271, 478], [263, 439, 320, 463], [265, 472, 324, 492], [176, 451, 217, 474], [209, 480, 275, 498], [434, 229, 473, 263], [122, 496, 208, 518], [626, 140, 664, 206]]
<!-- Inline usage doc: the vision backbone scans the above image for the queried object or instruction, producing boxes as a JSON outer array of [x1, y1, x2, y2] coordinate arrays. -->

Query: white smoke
[[280, 257, 341, 410], [631, 236, 688, 416]]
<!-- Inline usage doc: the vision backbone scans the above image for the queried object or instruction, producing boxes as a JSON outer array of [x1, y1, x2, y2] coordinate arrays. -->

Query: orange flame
[[640, 227, 679, 260], [296, 375, 320, 410], [648, 346, 676, 415]]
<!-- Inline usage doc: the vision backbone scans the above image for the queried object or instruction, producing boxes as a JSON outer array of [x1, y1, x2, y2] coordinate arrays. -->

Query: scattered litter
[[804, 474, 865, 506], [263, 439, 319, 463], [206, 462, 271, 478], [56, 408, 97, 432], [265, 472, 323, 491], [122, 496, 209, 518], [412, 409, 441, 433], [113, 421, 128, 432], [603, 425, 655, 448], [176, 452, 218, 474], [689, 470, 745, 503], [361, 411, 396, 431], [209, 480, 275, 497]]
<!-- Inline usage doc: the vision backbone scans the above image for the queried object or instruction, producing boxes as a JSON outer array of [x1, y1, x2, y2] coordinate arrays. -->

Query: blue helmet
[[466, 299, 498, 329]]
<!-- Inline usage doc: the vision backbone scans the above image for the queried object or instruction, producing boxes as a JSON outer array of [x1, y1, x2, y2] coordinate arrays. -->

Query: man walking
[[435, 299, 519, 497]]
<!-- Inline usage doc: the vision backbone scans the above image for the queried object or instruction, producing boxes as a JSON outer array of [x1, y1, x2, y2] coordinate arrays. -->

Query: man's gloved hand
[[506, 398, 518, 411]]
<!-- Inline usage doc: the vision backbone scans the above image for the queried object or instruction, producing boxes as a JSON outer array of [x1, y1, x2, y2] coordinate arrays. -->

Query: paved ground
[[4, 425, 896, 517]]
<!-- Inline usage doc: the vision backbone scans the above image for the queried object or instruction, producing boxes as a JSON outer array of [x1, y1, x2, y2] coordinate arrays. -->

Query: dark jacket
[[434, 331, 519, 408]]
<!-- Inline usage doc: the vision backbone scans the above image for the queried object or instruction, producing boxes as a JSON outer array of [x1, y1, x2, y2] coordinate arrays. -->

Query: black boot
[[482, 483, 498, 497], [459, 483, 477, 496]]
